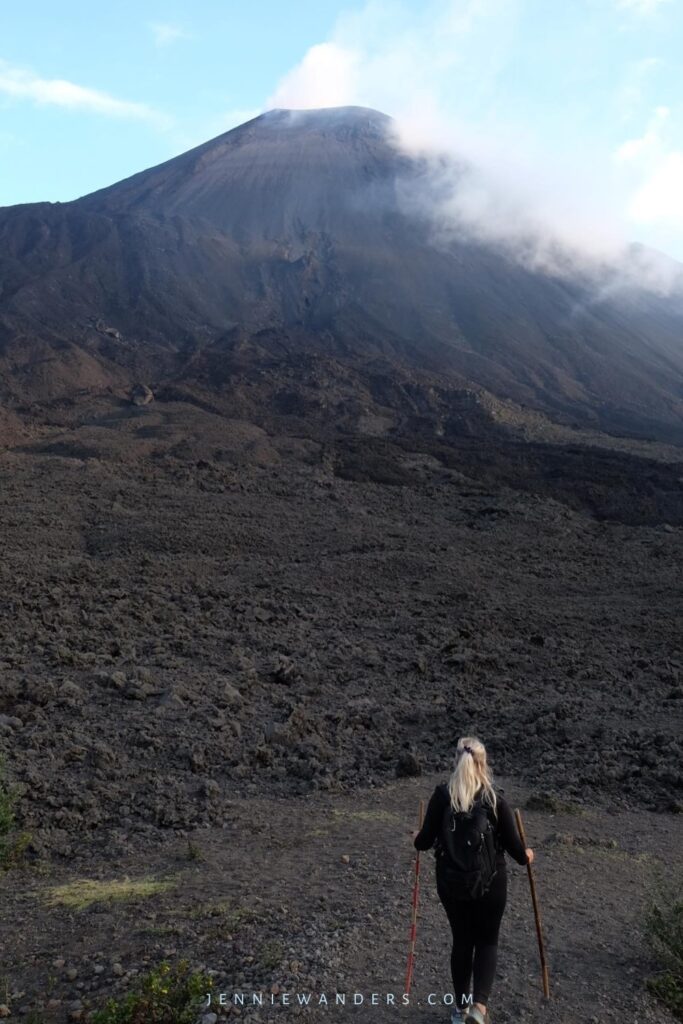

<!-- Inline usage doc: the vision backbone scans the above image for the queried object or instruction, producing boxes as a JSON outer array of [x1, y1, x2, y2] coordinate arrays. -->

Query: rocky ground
[[0, 394, 681, 1021], [1, 774, 681, 1023]]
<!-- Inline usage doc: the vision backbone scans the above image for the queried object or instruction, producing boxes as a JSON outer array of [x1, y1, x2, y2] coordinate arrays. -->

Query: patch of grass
[[595, 847, 660, 865], [44, 875, 175, 909], [525, 792, 584, 815], [547, 835, 662, 866], [92, 960, 212, 1024], [547, 832, 619, 851], [331, 808, 401, 824], [645, 890, 683, 1021]]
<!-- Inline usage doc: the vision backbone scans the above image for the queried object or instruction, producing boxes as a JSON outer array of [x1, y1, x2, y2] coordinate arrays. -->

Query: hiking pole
[[404, 798, 424, 998], [515, 808, 550, 999]]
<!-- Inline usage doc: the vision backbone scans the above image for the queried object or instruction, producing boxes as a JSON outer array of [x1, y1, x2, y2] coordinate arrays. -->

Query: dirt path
[[1, 772, 680, 1023]]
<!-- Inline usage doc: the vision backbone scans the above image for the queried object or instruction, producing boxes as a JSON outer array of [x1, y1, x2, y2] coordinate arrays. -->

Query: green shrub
[[186, 839, 203, 862], [1, 829, 32, 869], [0, 754, 15, 837], [0, 755, 31, 869], [645, 893, 683, 1021], [92, 961, 212, 1024]]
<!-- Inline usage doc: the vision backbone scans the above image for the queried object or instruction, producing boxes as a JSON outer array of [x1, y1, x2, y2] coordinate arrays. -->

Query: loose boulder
[[130, 384, 154, 407]]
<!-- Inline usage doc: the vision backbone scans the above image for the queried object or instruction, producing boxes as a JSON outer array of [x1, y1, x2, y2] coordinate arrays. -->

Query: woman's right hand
[[526, 848, 534, 864]]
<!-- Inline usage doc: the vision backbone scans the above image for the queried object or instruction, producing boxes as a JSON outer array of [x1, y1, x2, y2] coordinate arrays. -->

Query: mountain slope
[[1, 106, 682, 440]]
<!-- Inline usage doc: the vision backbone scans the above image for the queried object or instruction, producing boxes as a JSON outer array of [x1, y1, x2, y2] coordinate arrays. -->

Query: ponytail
[[447, 736, 497, 818]]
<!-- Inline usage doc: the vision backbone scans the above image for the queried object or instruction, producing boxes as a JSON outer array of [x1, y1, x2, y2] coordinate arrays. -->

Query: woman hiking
[[412, 736, 533, 1024]]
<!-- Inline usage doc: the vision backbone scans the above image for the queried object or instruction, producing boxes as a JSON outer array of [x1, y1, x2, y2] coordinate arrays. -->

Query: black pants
[[436, 865, 507, 1009]]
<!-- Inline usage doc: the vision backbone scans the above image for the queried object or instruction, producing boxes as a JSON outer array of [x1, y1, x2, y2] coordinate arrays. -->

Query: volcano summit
[[0, 105, 682, 441]]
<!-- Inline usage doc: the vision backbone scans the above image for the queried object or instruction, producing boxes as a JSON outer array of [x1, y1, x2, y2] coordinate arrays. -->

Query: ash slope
[[2, 426, 681, 858], [1, 106, 682, 441]]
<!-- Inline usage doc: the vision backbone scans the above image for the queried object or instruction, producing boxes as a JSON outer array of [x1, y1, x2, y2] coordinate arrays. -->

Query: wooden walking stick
[[404, 798, 425, 997], [515, 808, 550, 999]]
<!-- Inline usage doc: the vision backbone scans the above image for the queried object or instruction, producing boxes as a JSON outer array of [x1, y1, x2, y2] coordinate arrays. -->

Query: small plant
[[186, 838, 203, 862], [0, 755, 14, 837], [259, 939, 284, 970], [645, 890, 683, 1020], [92, 960, 212, 1024], [2, 830, 32, 869], [0, 754, 31, 869]]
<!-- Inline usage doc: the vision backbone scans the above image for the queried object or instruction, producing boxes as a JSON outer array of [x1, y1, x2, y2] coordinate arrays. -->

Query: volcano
[[1, 105, 682, 441]]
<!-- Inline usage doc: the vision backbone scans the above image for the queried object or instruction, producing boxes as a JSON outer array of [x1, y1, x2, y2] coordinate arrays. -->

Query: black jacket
[[413, 783, 529, 866]]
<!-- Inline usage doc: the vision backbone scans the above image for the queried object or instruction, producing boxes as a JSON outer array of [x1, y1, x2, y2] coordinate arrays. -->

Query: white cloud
[[616, 0, 672, 14], [269, 43, 359, 110], [615, 105, 670, 163], [629, 152, 683, 225], [149, 22, 189, 47], [264, 0, 682, 291], [267, 0, 516, 115], [615, 107, 683, 232], [0, 59, 169, 126]]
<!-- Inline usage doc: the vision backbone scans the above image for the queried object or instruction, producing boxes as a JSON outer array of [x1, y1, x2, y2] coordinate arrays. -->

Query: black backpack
[[435, 788, 498, 900]]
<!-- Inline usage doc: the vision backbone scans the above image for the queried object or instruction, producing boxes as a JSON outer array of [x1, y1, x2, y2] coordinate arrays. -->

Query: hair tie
[[461, 744, 474, 756]]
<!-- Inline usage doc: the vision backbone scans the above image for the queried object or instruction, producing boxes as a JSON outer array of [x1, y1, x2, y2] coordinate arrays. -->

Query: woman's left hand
[[411, 829, 420, 841]]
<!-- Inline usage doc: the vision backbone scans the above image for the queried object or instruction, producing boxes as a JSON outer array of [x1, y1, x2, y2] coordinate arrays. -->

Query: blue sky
[[1, 0, 682, 262]]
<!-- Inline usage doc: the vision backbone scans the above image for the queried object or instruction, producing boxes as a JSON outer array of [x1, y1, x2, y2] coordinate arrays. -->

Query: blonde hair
[[447, 736, 497, 819]]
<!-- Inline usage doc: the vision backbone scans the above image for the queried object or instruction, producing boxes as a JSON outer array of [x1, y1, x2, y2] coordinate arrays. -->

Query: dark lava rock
[[395, 752, 422, 778]]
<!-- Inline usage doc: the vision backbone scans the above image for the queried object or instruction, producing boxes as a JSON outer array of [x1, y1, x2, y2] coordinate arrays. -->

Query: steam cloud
[[267, 0, 683, 297]]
